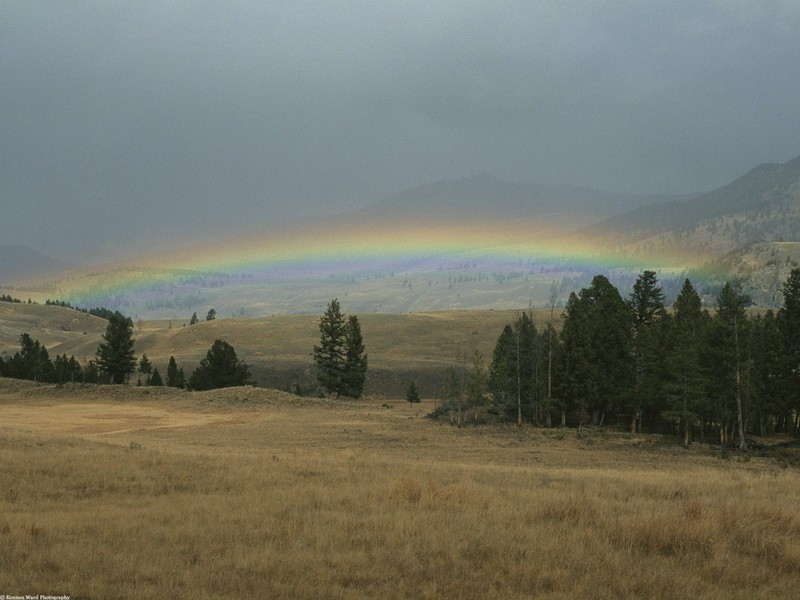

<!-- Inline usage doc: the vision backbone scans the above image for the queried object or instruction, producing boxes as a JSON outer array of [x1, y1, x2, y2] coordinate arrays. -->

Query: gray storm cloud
[[2, 1, 799, 258]]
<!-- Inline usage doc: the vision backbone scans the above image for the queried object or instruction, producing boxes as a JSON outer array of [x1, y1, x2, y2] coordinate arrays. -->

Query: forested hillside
[[591, 154, 800, 253]]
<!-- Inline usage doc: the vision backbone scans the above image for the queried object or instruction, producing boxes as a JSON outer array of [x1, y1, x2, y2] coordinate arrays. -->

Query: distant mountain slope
[[0, 245, 74, 283], [591, 154, 800, 245], [362, 173, 691, 224]]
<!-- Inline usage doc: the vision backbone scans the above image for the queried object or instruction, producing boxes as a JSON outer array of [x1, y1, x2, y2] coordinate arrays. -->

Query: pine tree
[[487, 313, 538, 424], [665, 279, 708, 446], [188, 340, 251, 391], [747, 311, 784, 436], [489, 324, 516, 415], [712, 281, 750, 449], [560, 275, 632, 432], [206, 308, 216, 321], [628, 270, 667, 432], [189, 312, 199, 325], [95, 311, 137, 384], [166, 356, 186, 389], [778, 268, 800, 433], [406, 381, 421, 405], [515, 312, 538, 425], [342, 314, 368, 399], [138, 354, 153, 385], [67, 355, 82, 383], [54, 353, 69, 384], [148, 367, 164, 386], [314, 299, 347, 396]]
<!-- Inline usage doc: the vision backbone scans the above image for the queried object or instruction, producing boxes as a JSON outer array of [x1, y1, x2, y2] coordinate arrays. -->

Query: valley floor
[[1, 379, 798, 599]]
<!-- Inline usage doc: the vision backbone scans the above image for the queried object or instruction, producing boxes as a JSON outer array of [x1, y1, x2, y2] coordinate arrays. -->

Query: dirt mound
[[0, 377, 186, 402]]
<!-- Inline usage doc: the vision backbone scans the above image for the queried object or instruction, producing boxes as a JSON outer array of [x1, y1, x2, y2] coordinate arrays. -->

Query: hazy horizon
[[3, 2, 800, 259]]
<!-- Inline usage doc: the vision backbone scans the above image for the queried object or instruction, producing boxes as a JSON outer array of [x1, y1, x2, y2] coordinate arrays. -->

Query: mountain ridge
[[362, 173, 694, 223], [590, 153, 800, 246]]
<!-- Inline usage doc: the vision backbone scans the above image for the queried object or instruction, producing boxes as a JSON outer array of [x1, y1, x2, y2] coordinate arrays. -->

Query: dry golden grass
[[1, 378, 799, 599]]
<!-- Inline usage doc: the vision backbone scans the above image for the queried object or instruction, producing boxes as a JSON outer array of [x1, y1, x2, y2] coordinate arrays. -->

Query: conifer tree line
[[444, 268, 800, 446], [0, 311, 188, 388], [1, 308, 248, 392], [0, 295, 128, 321]]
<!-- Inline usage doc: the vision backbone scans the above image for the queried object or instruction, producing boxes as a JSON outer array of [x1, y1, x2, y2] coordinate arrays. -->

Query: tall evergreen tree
[[489, 324, 516, 414], [487, 313, 538, 424], [515, 312, 539, 425], [665, 279, 708, 446], [67, 355, 82, 383], [342, 314, 368, 399], [712, 281, 750, 450], [560, 275, 632, 430], [95, 311, 137, 384], [544, 285, 560, 427], [314, 298, 347, 397], [747, 311, 785, 436], [630, 270, 666, 326], [166, 356, 186, 389], [628, 270, 668, 432]]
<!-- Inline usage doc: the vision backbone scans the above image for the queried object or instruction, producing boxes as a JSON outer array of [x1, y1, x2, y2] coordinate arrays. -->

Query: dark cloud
[[2, 1, 799, 258]]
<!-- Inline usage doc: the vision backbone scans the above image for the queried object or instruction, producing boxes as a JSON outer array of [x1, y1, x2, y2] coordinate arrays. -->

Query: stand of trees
[[43, 300, 131, 322], [188, 340, 252, 391], [313, 298, 368, 398], [445, 268, 800, 445], [0, 333, 83, 384]]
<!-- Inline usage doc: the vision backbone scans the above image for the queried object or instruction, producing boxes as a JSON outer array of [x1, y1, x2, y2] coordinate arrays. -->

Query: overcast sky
[[2, 1, 800, 259]]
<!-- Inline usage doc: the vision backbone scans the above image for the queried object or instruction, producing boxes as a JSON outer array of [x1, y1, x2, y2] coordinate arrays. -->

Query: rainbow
[[46, 216, 707, 312], [152, 217, 694, 274]]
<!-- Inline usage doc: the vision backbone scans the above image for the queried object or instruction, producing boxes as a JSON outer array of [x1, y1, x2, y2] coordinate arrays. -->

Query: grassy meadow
[[1, 379, 799, 599]]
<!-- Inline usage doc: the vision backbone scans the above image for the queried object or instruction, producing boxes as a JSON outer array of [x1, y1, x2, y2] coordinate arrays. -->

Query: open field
[[1, 378, 799, 599]]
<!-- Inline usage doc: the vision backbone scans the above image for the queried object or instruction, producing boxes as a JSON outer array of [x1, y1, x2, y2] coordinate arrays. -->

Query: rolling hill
[[0, 302, 108, 361], [0, 301, 544, 397]]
